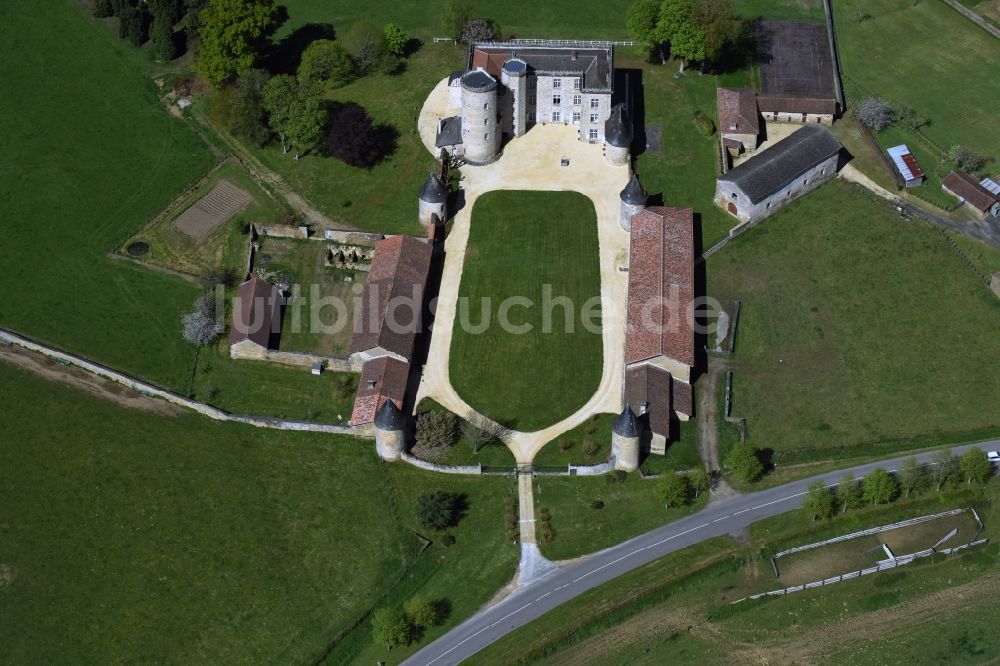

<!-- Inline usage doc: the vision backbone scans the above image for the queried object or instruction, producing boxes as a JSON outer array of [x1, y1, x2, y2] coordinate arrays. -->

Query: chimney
[[367, 380, 376, 389], [571, 50, 578, 60]]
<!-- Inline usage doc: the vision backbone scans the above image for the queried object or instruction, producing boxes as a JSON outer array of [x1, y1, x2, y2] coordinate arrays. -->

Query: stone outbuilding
[[418, 173, 448, 227], [619, 173, 647, 231], [349, 355, 410, 427], [717, 87, 759, 154], [715, 125, 841, 224], [229, 276, 283, 358]]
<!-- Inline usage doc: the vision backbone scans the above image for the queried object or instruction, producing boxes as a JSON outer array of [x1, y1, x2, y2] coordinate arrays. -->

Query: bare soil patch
[[173, 180, 253, 241], [0, 346, 181, 416]]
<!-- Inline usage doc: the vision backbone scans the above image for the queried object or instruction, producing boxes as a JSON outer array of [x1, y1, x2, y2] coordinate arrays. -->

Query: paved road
[[403, 441, 998, 665]]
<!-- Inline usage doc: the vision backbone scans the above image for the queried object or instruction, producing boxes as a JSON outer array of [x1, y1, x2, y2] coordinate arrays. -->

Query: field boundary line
[[939, 0, 1000, 38]]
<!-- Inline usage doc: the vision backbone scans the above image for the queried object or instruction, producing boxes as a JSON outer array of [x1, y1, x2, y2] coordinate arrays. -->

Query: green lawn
[[449, 191, 604, 432], [833, 0, 1000, 160], [533, 413, 618, 467], [735, 0, 825, 20], [0, 0, 217, 389], [534, 475, 708, 561], [708, 180, 1000, 465], [412, 398, 517, 467]]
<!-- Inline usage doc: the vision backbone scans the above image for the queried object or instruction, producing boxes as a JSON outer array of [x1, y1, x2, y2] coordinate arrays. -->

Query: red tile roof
[[624, 364, 672, 439], [625, 207, 696, 368], [229, 277, 283, 348], [943, 171, 998, 213], [756, 95, 836, 115], [717, 87, 759, 135], [349, 356, 410, 426], [350, 236, 433, 360], [671, 378, 693, 417]]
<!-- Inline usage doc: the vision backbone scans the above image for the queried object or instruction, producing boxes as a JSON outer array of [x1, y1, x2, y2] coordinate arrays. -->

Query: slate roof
[[229, 276, 282, 348], [717, 87, 759, 135], [461, 69, 496, 91], [625, 207, 696, 368], [419, 173, 449, 203], [624, 364, 672, 439], [943, 171, 999, 213], [620, 173, 647, 205], [613, 405, 640, 437], [436, 116, 463, 148], [350, 356, 410, 426], [374, 397, 407, 430], [469, 41, 614, 92], [717, 126, 842, 204], [349, 236, 433, 360], [605, 104, 632, 147], [672, 378, 693, 417]]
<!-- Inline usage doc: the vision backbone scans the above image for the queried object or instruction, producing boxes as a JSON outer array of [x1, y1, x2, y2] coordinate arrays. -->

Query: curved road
[[404, 441, 997, 665]]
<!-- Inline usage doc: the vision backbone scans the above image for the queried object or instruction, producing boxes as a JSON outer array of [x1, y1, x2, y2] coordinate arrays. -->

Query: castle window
[[589, 129, 598, 140], [590, 113, 599, 123], [572, 112, 581, 123], [528, 111, 536, 123], [528, 78, 536, 90], [553, 78, 561, 89], [730, 192, 737, 200], [552, 95, 561, 105], [484, 133, 489, 140], [590, 98, 599, 109], [484, 102, 489, 110], [529, 94, 536, 105], [552, 111, 561, 122], [574, 78, 581, 90], [573, 94, 582, 106]]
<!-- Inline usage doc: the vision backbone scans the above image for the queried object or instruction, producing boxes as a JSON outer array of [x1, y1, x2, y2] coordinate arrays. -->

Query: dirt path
[[698, 357, 739, 500], [0, 345, 181, 416]]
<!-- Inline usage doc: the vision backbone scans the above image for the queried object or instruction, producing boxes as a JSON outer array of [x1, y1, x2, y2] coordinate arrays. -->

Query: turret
[[418, 173, 448, 227], [619, 174, 647, 232], [604, 104, 632, 167], [612, 406, 641, 472], [460, 69, 500, 165], [501, 58, 528, 137], [374, 400, 406, 461]]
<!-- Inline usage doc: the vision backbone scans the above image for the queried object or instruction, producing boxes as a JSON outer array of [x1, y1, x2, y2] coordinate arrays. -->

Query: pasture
[[449, 191, 604, 432], [708, 180, 1000, 465]]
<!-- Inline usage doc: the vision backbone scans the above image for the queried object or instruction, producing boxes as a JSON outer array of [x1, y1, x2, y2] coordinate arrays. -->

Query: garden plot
[[173, 180, 253, 240]]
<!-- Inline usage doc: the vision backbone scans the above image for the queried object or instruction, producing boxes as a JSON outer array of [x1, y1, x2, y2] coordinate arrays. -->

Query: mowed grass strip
[[0, 0, 216, 388], [450, 191, 603, 432], [708, 180, 1000, 463]]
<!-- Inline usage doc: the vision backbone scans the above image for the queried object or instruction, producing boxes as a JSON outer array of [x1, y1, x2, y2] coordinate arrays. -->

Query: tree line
[[627, 0, 745, 72]]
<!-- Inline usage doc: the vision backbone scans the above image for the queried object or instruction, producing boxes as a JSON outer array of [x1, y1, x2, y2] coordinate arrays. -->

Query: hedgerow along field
[[832, 0, 1000, 160], [0, 361, 517, 664], [449, 191, 604, 432], [708, 180, 1000, 465], [0, 1, 217, 388]]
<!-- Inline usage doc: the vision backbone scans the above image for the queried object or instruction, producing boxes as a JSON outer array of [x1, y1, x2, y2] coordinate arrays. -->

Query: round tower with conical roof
[[460, 69, 500, 165], [612, 405, 641, 471], [604, 104, 632, 167], [500, 58, 528, 137], [374, 400, 407, 461], [418, 173, 448, 227], [619, 174, 647, 232]]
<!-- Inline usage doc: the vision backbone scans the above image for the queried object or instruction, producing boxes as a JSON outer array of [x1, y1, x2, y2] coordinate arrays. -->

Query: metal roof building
[[887, 145, 925, 188]]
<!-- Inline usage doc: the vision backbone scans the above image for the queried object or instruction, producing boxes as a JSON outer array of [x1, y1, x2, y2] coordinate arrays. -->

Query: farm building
[[349, 355, 410, 426], [438, 40, 629, 165], [623, 206, 695, 455], [229, 276, 283, 358], [887, 144, 925, 188], [715, 125, 842, 224], [717, 87, 759, 154], [755, 21, 838, 124], [942, 171, 1000, 219], [349, 235, 433, 364]]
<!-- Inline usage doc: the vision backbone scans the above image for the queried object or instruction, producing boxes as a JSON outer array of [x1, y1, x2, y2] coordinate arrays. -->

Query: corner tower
[[418, 173, 448, 227], [619, 174, 647, 232], [460, 69, 500, 165], [374, 400, 407, 461], [612, 406, 641, 472], [500, 58, 528, 137], [604, 104, 632, 167]]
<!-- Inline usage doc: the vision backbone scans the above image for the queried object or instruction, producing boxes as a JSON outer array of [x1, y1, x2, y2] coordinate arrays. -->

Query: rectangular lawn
[[449, 191, 603, 432]]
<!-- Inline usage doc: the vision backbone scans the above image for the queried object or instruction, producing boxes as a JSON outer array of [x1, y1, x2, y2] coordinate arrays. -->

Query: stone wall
[[399, 452, 482, 475], [569, 458, 617, 476], [230, 345, 361, 372], [323, 228, 384, 246]]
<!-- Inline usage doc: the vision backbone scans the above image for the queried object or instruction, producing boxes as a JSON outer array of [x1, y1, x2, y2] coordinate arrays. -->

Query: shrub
[[383, 23, 408, 56], [724, 442, 763, 483], [559, 439, 573, 452], [948, 145, 992, 175], [693, 111, 715, 136], [441, 533, 456, 547], [856, 96, 895, 131], [415, 490, 463, 530], [298, 40, 355, 90], [582, 441, 599, 458], [404, 595, 439, 629], [460, 18, 498, 43], [591, 499, 605, 509], [415, 410, 459, 449], [659, 473, 690, 508], [343, 21, 386, 74], [93, 0, 114, 18]]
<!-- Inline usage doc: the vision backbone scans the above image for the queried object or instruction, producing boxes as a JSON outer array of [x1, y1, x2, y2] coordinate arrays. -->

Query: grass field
[[411, 398, 517, 467], [833, 0, 1000, 160], [477, 484, 999, 665], [0, 0, 217, 388], [707, 180, 1000, 465], [0, 360, 517, 663], [449, 191, 603, 432]]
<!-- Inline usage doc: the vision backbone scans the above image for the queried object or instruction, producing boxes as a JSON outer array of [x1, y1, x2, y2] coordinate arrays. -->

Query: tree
[[688, 467, 710, 499], [343, 21, 387, 74], [724, 441, 763, 482], [404, 595, 439, 629], [931, 450, 959, 491], [93, 0, 115, 18], [948, 145, 992, 175], [321, 102, 385, 167], [415, 410, 459, 449], [657, 0, 705, 73], [862, 468, 899, 505], [384, 23, 408, 57], [441, 0, 469, 39], [627, 0, 666, 62], [371, 607, 410, 651], [120, 3, 152, 46], [149, 0, 182, 24], [856, 96, 895, 131], [803, 481, 834, 520], [284, 96, 326, 159], [959, 449, 992, 486], [152, 16, 178, 60], [196, 0, 278, 86], [460, 18, 498, 44], [213, 68, 271, 146], [461, 413, 509, 452], [659, 473, 690, 508], [182, 292, 223, 346], [898, 457, 925, 498], [835, 472, 862, 513], [298, 40, 355, 90], [416, 490, 462, 531], [262, 74, 299, 153], [691, 0, 740, 66]]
